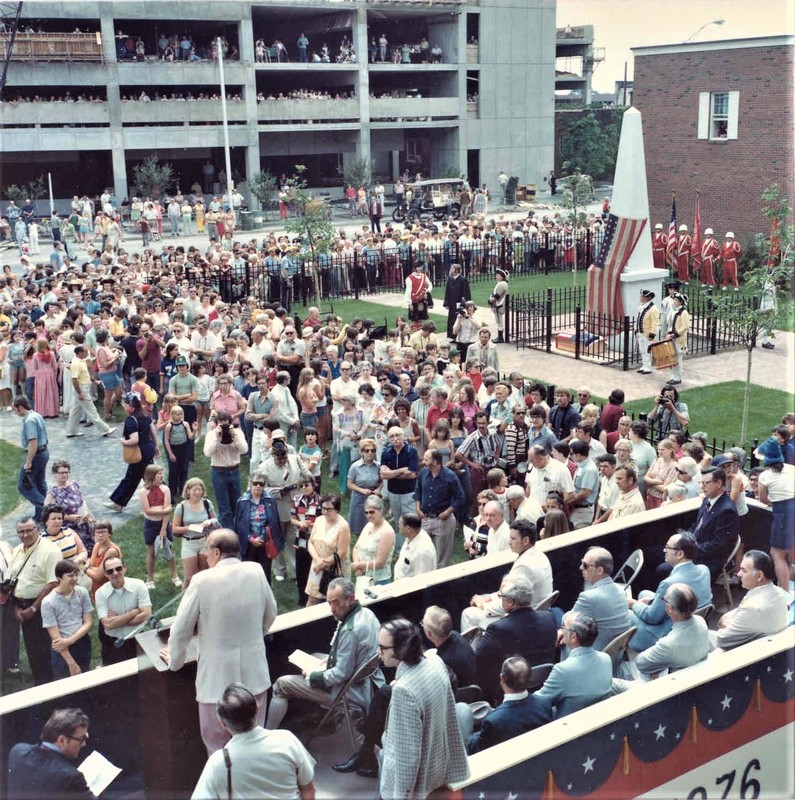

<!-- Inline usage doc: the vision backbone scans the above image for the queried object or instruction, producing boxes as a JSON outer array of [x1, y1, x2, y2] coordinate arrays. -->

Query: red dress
[[33, 352, 60, 417]]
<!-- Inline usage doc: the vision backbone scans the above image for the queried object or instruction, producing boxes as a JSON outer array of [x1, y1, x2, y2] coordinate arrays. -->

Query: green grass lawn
[[0, 439, 23, 517], [624, 382, 793, 450]]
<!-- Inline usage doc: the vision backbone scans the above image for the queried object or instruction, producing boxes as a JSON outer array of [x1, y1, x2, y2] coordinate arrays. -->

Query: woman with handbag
[[305, 494, 350, 606], [107, 391, 159, 512], [351, 496, 395, 586], [234, 472, 283, 585]]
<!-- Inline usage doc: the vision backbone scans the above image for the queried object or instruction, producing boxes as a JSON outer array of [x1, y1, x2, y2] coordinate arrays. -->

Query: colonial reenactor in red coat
[[652, 223, 668, 269], [676, 224, 691, 283], [700, 228, 720, 287], [720, 232, 742, 290]]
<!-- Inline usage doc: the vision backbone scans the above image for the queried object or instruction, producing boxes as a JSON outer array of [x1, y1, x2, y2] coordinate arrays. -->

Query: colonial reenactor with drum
[[720, 232, 742, 291], [665, 292, 690, 386], [700, 228, 720, 288], [675, 224, 691, 282], [404, 262, 433, 325], [489, 268, 509, 343], [636, 289, 659, 375], [660, 280, 682, 339]]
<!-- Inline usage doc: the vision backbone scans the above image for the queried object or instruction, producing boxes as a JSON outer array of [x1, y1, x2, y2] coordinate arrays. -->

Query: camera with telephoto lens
[[272, 439, 287, 456], [0, 577, 18, 598], [218, 422, 233, 444]]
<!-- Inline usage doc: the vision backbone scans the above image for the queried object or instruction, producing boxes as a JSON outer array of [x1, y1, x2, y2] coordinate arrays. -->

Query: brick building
[[632, 35, 794, 246]]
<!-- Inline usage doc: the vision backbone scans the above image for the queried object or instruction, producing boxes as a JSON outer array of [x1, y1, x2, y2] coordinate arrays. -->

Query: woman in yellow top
[[665, 292, 690, 386]]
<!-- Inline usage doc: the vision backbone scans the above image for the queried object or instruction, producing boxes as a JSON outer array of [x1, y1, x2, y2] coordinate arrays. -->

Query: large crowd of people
[[1, 192, 793, 799]]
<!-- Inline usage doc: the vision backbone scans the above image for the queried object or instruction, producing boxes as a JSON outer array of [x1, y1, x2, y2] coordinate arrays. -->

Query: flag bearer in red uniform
[[720, 232, 742, 290], [652, 223, 668, 269], [700, 228, 720, 287], [676, 224, 691, 282]]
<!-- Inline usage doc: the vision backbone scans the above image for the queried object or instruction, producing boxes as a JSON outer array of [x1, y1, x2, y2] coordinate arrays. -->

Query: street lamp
[[684, 19, 725, 43]]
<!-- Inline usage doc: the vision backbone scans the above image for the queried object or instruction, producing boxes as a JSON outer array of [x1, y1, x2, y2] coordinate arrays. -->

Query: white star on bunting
[[582, 756, 595, 774], [784, 669, 793, 683], [720, 695, 733, 711], [654, 724, 666, 740]]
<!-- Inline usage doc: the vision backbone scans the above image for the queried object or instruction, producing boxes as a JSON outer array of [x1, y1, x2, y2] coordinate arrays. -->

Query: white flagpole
[[217, 37, 234, 220], [48, 172, 54, 215]]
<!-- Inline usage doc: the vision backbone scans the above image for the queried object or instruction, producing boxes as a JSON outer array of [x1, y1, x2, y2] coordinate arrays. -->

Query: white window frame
[[698, 91, 739, 140]]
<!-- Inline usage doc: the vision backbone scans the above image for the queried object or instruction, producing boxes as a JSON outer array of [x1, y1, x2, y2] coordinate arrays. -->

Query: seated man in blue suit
[[8, 707, 95, 799], [476, 574, 558, 704], [467, 656, 552, 753], [568, 546, 632, 652], [536, 612, 612, 718], [629, 532, 712, 652]]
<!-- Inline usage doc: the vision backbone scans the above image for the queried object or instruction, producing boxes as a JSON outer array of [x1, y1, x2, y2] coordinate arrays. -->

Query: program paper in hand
[[77, 750, 121, 796], [288, 649, 326, 674]]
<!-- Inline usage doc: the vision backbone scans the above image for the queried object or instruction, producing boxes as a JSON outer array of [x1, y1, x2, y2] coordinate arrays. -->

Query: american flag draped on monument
[[586, 213, 648, 318]]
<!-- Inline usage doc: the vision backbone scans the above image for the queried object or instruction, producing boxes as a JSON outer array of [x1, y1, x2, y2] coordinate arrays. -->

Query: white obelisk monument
[[614, 107, 668, 313]]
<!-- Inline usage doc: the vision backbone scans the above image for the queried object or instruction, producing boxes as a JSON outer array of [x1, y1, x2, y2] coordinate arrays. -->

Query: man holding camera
[[203, 411, 248, 531], [4, 517, 61, 685], [259, 430, 312, 582], [647, 386, 690, 439]]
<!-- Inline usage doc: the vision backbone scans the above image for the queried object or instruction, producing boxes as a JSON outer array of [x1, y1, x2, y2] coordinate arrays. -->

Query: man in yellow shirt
[[65, 345, 117, 438]]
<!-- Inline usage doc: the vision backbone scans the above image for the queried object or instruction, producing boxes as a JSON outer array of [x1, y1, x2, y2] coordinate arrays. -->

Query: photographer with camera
[[203, 411, 247, 531], [3, 518, 61, 685], [452, 300, 479, 364], [648, 385, 690, 441], [259, 430, 312, 583]]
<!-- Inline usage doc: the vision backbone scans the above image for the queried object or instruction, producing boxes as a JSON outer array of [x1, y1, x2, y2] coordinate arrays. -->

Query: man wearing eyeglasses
[[8, 708, 95, 798], [627, 533, 712, 652], [688, 467, 740, 580], [568, 547, 632, 653], [95, 556, 152, 665]]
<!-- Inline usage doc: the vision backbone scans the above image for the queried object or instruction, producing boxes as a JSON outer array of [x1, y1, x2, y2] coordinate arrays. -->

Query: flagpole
[[48, 172, 54, 215], [217, 37, 234, 220]]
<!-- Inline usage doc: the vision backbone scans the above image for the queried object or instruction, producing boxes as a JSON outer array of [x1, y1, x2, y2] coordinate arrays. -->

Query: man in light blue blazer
[[629, 532, 712, 652], [569, 547, 632, 652], [636, 583, 710, 676], [535, 612, 612, 718]]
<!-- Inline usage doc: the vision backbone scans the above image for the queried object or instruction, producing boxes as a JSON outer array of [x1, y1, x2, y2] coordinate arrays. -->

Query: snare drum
[[649, 340, 677, 370]]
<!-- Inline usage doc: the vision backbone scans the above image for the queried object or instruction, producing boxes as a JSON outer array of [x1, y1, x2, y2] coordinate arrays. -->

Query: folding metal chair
[[716, 535, 742, 610], [602, 626, 638, 677], [533, 590, 559, 611], [614, 549, 644, 589], [304, 653, 381, 750]]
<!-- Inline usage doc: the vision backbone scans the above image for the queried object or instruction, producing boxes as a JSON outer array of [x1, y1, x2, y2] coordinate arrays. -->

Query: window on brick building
[[698, 91, 739, 140]]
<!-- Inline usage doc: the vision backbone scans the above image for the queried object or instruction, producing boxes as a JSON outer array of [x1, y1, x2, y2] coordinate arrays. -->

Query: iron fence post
[[354, 250, 359, 301], [545, 288, 553, 353], [574, 305, 582, 360], [505, 294, 511, 344], [622, 315, 630, 371]]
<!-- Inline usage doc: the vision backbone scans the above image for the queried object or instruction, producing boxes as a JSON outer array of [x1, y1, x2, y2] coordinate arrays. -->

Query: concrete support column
[[100, 8, 128, 200], [239, 13, 261, 206], [354, 5, 370, 162]]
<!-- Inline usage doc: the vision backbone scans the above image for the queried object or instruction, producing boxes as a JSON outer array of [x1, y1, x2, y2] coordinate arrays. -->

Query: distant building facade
[[0, 0, 555, 201], [632, 36, 794, 244]]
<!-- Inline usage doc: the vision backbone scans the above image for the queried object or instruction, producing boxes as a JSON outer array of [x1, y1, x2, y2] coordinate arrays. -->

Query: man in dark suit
[[691, 467, 740, 577], [658, 468, 739, 580], [422, 604, 476, 687], [467, 656, 552, 753], [8, 708, 95, 799], [476, 574, 558, 703], [442, 262, 471, 339]]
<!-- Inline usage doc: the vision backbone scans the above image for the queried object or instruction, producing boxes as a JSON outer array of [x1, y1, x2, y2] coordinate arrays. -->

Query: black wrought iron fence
[[510, 284, 757, 370], [184, 230, 606, 305]]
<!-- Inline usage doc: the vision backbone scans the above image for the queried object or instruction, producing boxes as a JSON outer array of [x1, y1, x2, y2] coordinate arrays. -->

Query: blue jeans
[[18, 448, 49, 521], [51, 635, 91, 680], [211, 467, 241, 530]]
